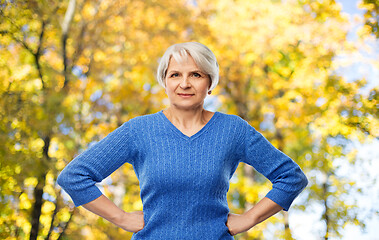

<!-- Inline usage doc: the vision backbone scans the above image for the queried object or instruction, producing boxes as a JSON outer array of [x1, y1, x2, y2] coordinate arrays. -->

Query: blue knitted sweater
[[57, 111, 308, 239]]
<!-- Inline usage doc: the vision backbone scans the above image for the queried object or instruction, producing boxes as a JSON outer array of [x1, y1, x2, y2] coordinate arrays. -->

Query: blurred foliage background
[[0, 0, 378, 239]]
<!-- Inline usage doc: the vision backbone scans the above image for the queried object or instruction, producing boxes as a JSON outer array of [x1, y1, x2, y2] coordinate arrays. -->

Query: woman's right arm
[[56, 121, 142, 231], [82, 194, 144, 233], [57, 121, 139, 205]]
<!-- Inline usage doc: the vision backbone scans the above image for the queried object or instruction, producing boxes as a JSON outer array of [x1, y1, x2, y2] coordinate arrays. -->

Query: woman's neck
[[163, 106, 210, 130]]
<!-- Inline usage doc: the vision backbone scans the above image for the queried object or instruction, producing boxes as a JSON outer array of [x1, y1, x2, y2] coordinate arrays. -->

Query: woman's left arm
[[228, 120, 308, 235], [239, 121, 308, 210], [226, 197, 282, 235]]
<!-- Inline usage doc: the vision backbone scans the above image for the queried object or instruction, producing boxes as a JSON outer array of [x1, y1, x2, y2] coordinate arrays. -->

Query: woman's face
[[165, 55, 211, 111]]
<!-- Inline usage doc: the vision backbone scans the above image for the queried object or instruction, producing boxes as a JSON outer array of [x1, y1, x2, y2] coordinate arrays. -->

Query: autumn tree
[[1, 0, 378, 239], [0, 0, 210, 239], [194, 0, 378, 239], [360, 0, 379, 37]]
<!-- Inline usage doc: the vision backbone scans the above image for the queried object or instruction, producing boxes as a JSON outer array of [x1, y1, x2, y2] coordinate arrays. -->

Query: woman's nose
[[179, 76, 191, 88]]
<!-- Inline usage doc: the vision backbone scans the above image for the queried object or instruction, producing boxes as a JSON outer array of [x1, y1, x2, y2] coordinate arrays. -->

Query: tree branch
[[0, 30, 35, 55], [56, 207, 76, 240], [62, 0, 77, 89], [45, 199, 59, 240]]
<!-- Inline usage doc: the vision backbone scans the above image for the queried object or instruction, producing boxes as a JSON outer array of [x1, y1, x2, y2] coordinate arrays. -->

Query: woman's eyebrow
[[187, 69, 205, 73], [191, 70, 206, 75]]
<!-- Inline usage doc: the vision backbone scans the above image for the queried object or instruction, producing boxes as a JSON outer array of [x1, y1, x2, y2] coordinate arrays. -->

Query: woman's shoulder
[[123, 111, 160, 127], [216, 111, 248, 126]]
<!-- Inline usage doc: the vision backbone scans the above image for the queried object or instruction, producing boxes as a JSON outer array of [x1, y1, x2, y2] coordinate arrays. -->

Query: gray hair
[[156, 42, 219, 91]]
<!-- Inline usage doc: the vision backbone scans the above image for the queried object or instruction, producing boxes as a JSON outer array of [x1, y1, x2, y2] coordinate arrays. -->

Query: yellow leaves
[[82, 2, 97, 20], [25, 79, 43, 92], [24, 177, 38, 187], [272, 79, 287, 90], [17, 217, 31, 237], [346, 148, 358, 163], [367, 115, 379, 137], [42, 201, 56, 215], [106, 15, 123, 31], [30, 138, 44, 152], [19, 193, 32, 210], [245, 190, 258, 203], [265, 52, 283, 66], [55, 75, 65, 91], [13, 65, 33, 81], [94, 50, 107, 62], [247, 223, 265, 238], [0, 171, 17, 193], [357, 24, 374, 38], [277, 67, 292, 78], [133, 200, 143, 211], [358, 2, 376, 11], [312, 109, 352, 137], [284, 90, 302, 102], [55, 159, 67, 172], [58, 209, 72, 222], [49, 138, 67, 162], [44, 178, 57, 200], [14, 165, 21, 175], [276, 117, 293, 129], [10, 119, 20, 130], [168, 22, 178, 32], [142, 8, 162, 28], [0, 0, 376, 239], [41, 50, 63, 73]]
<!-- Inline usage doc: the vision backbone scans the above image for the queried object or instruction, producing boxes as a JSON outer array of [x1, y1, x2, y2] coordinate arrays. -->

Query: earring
[[208, 90, 212, 95]]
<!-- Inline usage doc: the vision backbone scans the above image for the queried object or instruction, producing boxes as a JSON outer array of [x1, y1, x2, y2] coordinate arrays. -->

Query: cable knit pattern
[[57, 110, 308, 239]]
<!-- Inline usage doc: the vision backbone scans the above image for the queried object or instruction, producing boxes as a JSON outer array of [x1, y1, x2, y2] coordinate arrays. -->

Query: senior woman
[[57, 42, 308, 239]]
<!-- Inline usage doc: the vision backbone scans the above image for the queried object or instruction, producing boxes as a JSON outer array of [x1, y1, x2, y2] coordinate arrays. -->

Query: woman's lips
[[178, 93, 194, 98]]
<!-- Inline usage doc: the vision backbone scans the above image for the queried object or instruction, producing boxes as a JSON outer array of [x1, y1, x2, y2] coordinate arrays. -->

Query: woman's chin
[[170, 103, 204, 111]]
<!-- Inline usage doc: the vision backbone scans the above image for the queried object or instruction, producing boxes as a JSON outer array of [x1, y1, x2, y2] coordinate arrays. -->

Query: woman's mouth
[[178, 93, 194, 97]]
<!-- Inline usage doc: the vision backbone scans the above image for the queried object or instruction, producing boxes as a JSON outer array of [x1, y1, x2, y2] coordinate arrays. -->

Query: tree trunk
[[29, 176, 46, 240], [57, 208, 75, 240], [45, 200, 59, 240], [323, 182, 330, 240], [29, 134, 51, 239], [62, 0, 76, 88]]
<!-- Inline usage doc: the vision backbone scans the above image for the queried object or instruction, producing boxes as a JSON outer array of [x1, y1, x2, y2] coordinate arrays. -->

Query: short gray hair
[[156, 42, 219, 91]]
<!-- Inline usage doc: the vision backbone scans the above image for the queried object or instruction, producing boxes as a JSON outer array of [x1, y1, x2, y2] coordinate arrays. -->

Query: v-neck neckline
[[158, 110, 220, 141]]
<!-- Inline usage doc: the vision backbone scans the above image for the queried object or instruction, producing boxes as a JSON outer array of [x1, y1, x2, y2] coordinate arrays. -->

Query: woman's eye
[[170, 73, 179, 77], [193, 73, 201, 78]]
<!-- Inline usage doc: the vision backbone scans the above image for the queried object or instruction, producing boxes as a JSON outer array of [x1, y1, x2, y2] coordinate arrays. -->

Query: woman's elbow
[[56, 167, 72, 191], [56, 170, 66, 189], [299, 171, 308, 191]]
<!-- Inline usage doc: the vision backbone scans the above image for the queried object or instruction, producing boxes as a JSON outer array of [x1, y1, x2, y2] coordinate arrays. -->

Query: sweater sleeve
[[56, 121, 138, 207], [238, 121, 308, 211]]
